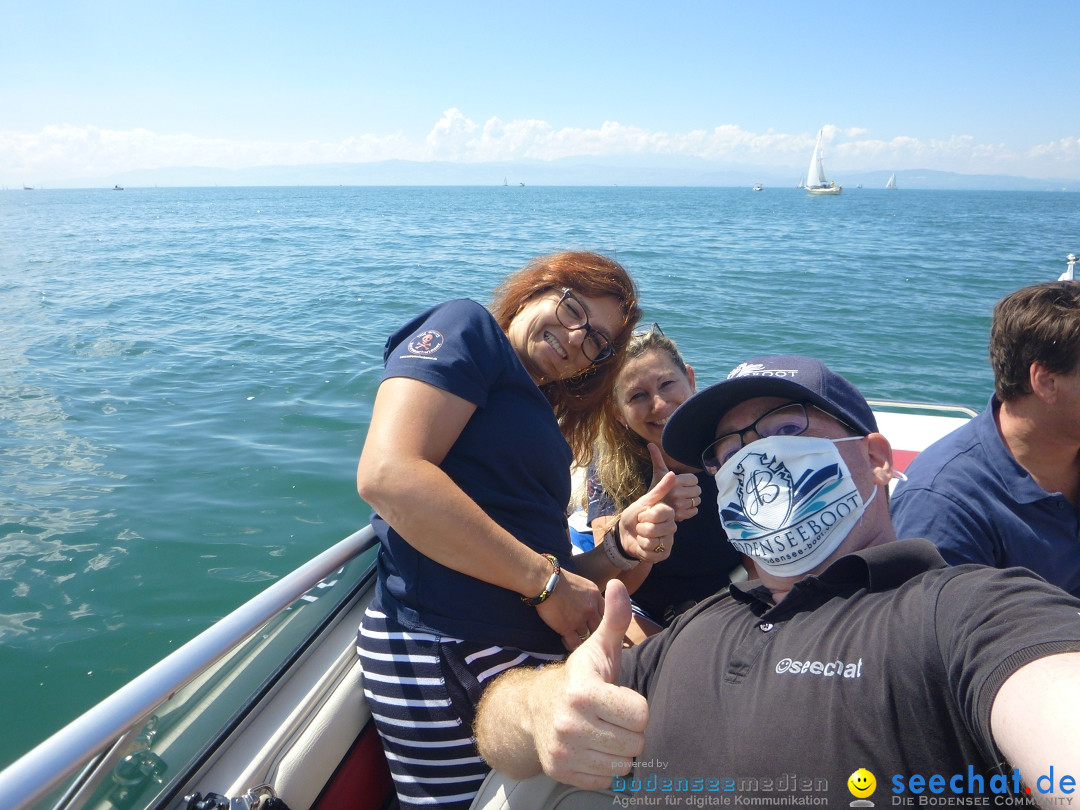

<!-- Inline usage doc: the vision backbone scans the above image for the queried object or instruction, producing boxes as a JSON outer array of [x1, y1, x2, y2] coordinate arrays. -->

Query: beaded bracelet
[[521, 554, 561, 606], [602, 521, 639, 570]]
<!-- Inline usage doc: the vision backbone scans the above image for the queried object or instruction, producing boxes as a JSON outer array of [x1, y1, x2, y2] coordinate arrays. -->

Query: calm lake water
[[1, 184, 1077, 767]]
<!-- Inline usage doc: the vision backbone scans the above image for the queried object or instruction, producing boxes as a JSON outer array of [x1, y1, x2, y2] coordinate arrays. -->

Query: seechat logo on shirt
[[775, 656, 864, 679]]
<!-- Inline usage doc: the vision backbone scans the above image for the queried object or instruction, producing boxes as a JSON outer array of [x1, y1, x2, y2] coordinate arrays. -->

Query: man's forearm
[[991, 652, 1080, 806], [475, 661, 566, 779]]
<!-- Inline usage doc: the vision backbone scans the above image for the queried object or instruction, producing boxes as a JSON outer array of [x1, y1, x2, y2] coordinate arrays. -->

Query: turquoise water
[[0, 185, 1077, 767]]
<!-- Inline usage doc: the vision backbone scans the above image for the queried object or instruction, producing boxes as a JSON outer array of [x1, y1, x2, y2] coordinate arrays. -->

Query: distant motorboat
[[752, 183, 764, 191], [805, 129, 842, 195], [113, 184, 124, 191], [886, 173, 898, 190], [22, 185, 33, 191]]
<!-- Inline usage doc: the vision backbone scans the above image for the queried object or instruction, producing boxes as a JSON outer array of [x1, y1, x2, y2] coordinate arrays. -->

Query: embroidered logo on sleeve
[[407, 330, 444, 355]]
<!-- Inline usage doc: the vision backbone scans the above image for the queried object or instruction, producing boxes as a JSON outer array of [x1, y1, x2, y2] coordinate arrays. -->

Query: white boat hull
[[807, 185, 842, 195]]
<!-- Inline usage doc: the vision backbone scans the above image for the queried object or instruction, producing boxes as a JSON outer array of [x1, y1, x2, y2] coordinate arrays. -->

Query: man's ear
[[865, 433, 895, 488], [685, 364, 697, 393], [1030, 362, 1057, 404]]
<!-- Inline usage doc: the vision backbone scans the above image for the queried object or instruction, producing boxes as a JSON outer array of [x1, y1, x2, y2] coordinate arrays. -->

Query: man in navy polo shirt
[[892, 281, 1080, 597], [474, 355, 1080, 807]]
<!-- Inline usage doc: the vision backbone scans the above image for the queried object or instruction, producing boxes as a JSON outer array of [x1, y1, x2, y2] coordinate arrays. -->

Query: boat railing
[[0, 525, 379, 810], [866, 399, 979, 418]]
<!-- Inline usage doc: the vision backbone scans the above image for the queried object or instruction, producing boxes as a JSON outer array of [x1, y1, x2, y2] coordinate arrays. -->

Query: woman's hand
[[647, 443, 701, 522], [535, 569, 605, 650], [618, 469, 678, 563]]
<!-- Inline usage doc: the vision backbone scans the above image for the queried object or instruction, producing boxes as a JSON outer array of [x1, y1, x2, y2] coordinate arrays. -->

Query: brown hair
[[991, 281, 1080, 401], [592, 329, 690, 512], [490, 251, 641, 462]]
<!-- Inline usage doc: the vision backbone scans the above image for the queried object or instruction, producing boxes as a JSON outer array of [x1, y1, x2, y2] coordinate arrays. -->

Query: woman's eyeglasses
[[555, 289, 614, 364]]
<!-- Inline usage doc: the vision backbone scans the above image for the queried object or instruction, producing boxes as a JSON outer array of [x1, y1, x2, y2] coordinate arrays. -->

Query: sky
[[2, 0, 1079, 187]]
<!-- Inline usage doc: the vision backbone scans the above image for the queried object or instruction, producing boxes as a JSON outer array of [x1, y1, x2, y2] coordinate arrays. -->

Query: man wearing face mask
[[473, 355, 1080, 807]]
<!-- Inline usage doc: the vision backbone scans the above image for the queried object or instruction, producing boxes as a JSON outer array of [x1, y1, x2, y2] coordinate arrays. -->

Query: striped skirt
[[357, 606, 564, 809]]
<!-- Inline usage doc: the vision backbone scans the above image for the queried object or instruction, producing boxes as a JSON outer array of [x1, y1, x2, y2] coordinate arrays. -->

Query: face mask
[[714, 434, 876, 577]]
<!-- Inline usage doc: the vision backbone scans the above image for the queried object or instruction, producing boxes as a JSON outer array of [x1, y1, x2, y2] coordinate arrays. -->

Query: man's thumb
[[587, 580, 633, 682]]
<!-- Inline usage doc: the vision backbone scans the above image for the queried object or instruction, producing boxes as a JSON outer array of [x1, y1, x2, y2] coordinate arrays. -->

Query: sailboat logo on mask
[[716, 435, 873, 577], [736, 452, 795, 532]]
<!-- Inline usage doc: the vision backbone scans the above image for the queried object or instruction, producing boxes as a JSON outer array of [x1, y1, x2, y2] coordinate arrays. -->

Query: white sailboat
[[806, 129, 842, 195], [1058, 253, 1078, 281], [886, 173, 898, 190]]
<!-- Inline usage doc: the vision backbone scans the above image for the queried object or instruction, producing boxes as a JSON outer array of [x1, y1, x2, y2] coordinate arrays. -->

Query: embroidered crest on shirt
[[408, 330, 444, 355]]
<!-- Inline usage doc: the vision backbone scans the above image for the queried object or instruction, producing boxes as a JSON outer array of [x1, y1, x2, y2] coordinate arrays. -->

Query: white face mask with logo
[[714, 434, 877, 577]]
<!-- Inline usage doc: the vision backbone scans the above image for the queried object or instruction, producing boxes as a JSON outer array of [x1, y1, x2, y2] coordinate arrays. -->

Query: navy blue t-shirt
[[371, 299, 573, 653]]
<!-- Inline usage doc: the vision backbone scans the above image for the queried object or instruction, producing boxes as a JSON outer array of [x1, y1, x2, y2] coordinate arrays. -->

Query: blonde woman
[[588, 327, 746, 640]]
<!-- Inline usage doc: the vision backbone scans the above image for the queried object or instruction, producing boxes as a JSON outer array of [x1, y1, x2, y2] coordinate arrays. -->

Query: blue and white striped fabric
[[358, 607, 564, 809]]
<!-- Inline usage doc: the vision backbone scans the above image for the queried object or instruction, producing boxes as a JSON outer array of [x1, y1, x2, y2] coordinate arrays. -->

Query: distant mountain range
[[45, 156, 1080, 191]]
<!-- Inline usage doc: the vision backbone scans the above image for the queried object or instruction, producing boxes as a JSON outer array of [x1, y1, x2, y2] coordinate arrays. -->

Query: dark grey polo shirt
[[618, 539, 1080, 805]]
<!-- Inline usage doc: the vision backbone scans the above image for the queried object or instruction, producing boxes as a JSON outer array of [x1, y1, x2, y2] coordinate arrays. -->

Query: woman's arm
[[357, 375, 603, 647]]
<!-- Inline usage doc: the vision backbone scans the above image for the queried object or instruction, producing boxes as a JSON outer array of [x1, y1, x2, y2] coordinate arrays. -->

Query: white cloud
[[425, 108, 481, 160], [1, 113, 1078, 185], [1029, 137, 1080, 161]]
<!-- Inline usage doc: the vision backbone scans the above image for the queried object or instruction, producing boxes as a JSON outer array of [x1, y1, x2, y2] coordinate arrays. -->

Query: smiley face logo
[[848, 768, 877, 798]]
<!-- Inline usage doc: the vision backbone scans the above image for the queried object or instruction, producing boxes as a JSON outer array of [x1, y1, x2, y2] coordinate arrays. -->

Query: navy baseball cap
[[662, 355, 879, 468]]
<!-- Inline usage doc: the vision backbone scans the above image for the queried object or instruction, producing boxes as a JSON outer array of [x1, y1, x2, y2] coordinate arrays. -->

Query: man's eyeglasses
[[555, 288, 614, 364], [701, 402, 855, 474]]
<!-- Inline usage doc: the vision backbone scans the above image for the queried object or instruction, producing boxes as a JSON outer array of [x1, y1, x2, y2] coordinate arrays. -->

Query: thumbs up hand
[[534, 580, 649, 789], [647, 443, 702, 522], [617, 446, 678, 563]]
